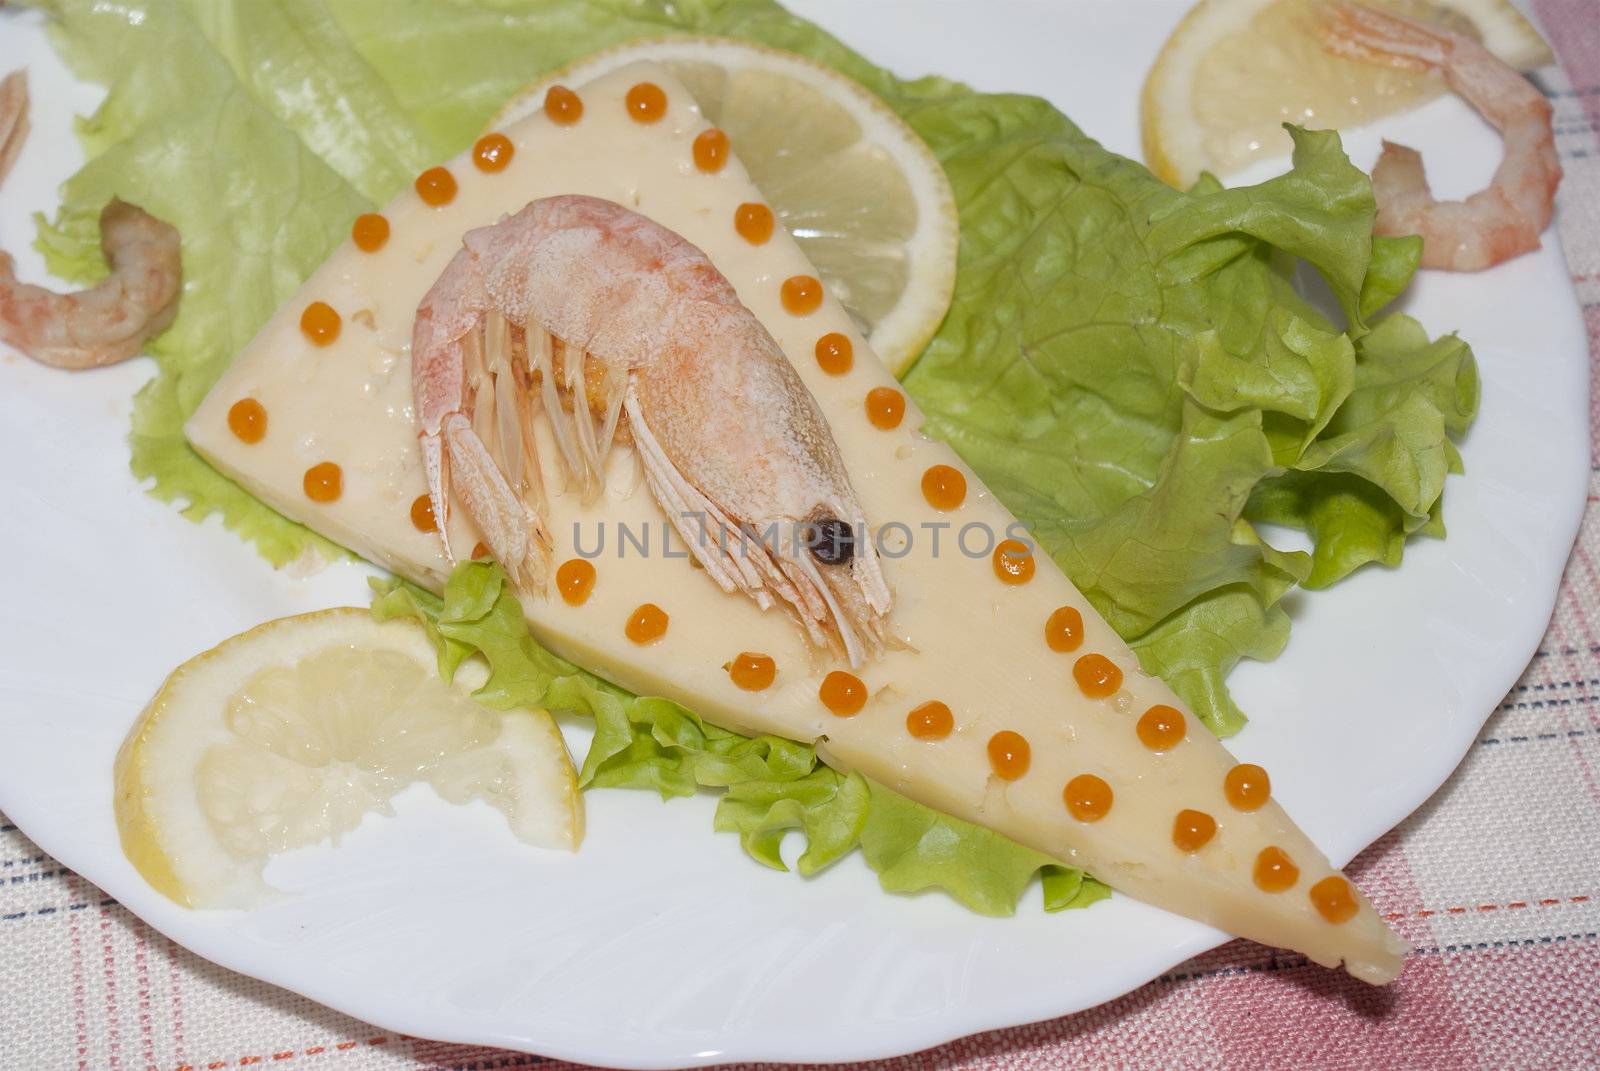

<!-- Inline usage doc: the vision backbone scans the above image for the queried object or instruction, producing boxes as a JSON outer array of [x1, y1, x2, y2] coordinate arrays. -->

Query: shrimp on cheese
[[412, 195, 892, 666]]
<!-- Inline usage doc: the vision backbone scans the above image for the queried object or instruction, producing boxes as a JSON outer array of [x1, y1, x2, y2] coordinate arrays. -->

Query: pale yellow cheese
[[187, 61, 1407, 982]]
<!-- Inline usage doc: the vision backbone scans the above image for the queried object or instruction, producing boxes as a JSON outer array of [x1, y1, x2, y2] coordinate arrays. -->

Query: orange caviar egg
[[1064, 774, 1113, 822], [1073, 653, 1122, 698], [473, 132, 514, 172], [556, 558, 596, 606], [1137, 704, 1186, 751], [544, 85, 583, 125], [300, 301, 341, 346], [1044, 605, 1083, 652], [781, 275, 823, 315], [625, 603, 668, 644], [693, 128, 729, 172], [471, 542, 491, 560], [815, 332, 853, 375], [993, 539, 1036, 585], [409, 494, 436, 533], [227, 398, 267, 443], [728, 651, 776, 691], [303, 462, 342, 503], [415, 166, 457, 206], [865, 387, 905, 430], [987, 731, 1031, 781], [626, 81, 667, 122], [906, 700, 953, 740], [1172, 809, 1217, 853], [921, 464, 967, 510], [820, 670, 867, 716], [734, 202, 774, 245], [1254, 846, 1299, 892], [1310, 875, 1359, 924], [351, 213, 389, 252], [1224, 763, 1271, 811]]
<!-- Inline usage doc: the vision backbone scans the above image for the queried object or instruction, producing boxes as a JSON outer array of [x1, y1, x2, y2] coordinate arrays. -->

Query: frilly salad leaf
[[28, 0, 1473, 907], [374, 561, 1109, 915]]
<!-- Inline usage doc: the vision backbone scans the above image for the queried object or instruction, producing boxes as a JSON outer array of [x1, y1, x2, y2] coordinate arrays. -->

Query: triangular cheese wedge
[[187, 61, 1407, 983]]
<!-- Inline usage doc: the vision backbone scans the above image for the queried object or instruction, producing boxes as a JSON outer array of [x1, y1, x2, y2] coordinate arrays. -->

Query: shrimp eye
[[806, 517, 855, 566]]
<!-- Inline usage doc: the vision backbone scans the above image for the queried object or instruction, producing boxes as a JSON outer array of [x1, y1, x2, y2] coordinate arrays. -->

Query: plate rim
[[0, 0, 1591, 1064]]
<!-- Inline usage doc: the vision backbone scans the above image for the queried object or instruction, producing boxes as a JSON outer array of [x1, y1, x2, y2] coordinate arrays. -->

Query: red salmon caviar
[[993, 539, 1035, 585], [728, 652, 776, 691], [227, 398, 266, 443], [1044, 605, 1083, 652], [866, 387, 905, 429], [415, 166, 457, 206], [1073, 653, 1122, 699], [625, 603, 668, 644], [815, 332, 852, 375], [351, 213, 389, 252], [1137, 705, 1185, 751], [1224, 763, 1271, 811], [906, 700, 953, 740], [1064, 774, 1113, 822], [987, 731, 1030, 781], [303, 462, 342, 503], [545, 85, 583, 125], [921, 464, 967, 510], [473, 132, 514, 172], [693, 128, 729, 172], [820, 670, 867, 716], [1254, 846, 1299, 892], [300, 302, 341, 346], [1310, 875, 1359, 923], [781, 275, 822, 315], [735, 202, 774, 245], [556, 559, 596, 606], [410, 494, 436, 533], [626, 82, 667, 122], [1172, 809, 1217, 852]]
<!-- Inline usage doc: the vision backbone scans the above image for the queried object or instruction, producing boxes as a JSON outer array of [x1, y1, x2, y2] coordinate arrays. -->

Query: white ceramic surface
[[0, 2, 1588, 1066]]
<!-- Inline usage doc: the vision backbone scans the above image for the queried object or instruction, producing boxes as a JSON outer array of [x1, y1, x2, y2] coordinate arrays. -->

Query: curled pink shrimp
[[0, 198, 182, 369], [413, 195, 891, 665], [1323, 2, 1561, 271]]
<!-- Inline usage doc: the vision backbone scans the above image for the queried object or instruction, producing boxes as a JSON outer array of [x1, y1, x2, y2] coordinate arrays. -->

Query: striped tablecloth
[[5, 2, 1599, 1067]]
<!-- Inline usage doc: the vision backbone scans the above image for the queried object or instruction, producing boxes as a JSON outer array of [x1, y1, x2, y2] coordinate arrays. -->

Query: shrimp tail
[[0, 69, 28, 189], [1322, 1, 1447, 70], [1370, 140, 1434, 230]]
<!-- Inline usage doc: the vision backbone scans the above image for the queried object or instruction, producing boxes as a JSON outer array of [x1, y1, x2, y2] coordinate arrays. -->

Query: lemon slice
[[492, 37, 959, 376], [1142, 0, 1554, 188], [114, 608, 582, 908]]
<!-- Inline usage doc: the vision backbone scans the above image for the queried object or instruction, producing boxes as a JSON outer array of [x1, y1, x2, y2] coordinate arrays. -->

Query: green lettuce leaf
[[374, 561, 1109, 914], [900, 117, 1475, 729]]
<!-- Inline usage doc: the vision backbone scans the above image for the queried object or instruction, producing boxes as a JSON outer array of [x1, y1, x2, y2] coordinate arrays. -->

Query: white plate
[[0, 2, 1588, 1066]]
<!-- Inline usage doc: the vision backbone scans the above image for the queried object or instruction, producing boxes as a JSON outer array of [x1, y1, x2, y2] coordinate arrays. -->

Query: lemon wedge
[[1142, 0, 1554, 188], [492, 37, 959, 377], [114, 609, 581, 909]]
